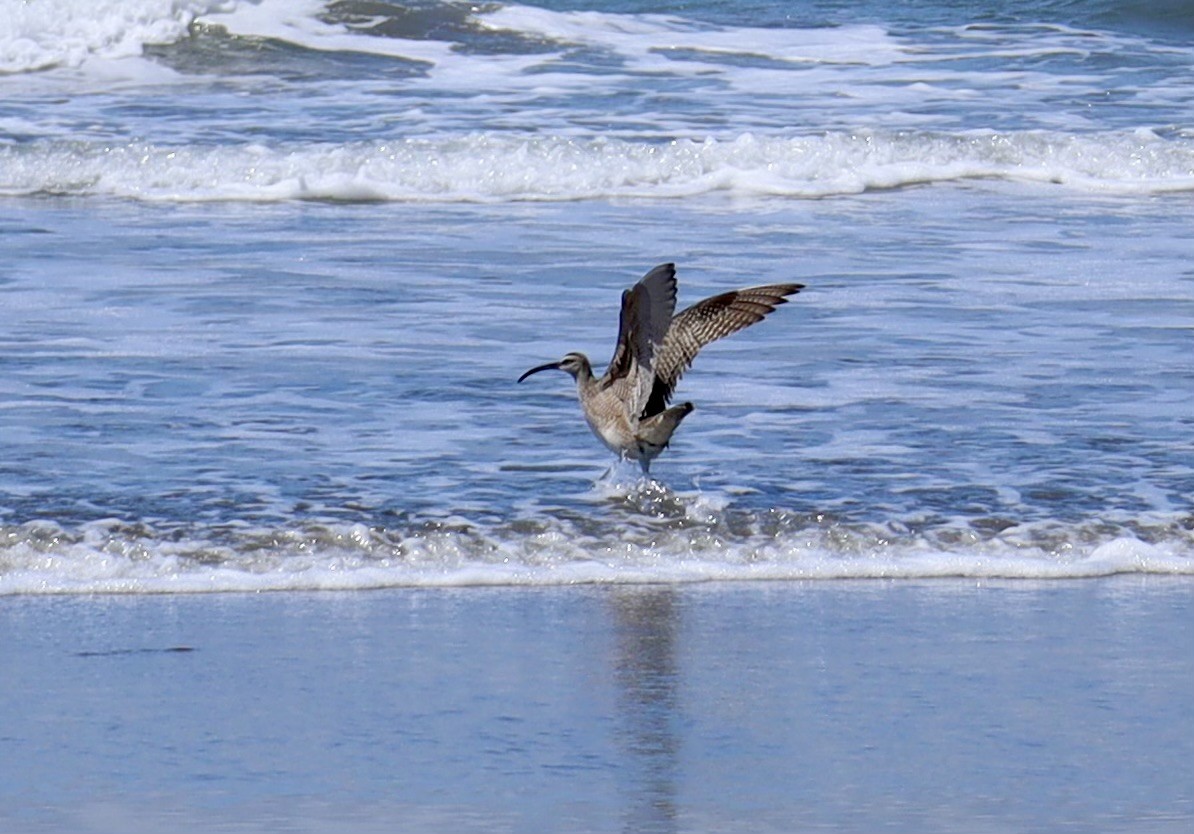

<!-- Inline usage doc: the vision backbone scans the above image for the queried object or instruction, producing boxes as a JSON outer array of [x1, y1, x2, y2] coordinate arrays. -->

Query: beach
[[3, 579, 1193, 833]]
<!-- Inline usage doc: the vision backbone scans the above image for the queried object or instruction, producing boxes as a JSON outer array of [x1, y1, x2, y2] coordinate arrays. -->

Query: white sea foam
[[3, 131, 1193, 203], [0, 0, 232, 74], [0, 0, 556, 80], [0, 0, 460, 77], [1, 513, 1192, 595], [477, 5, 905, 68]]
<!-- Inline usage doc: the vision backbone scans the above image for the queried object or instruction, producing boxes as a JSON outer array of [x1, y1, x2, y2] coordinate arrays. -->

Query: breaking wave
[[3, 130, 1194, 203], [4, 484, 1193, 595]]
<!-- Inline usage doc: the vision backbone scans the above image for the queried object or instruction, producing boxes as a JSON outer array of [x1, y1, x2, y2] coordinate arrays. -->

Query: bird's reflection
[[609, 587, 681, 834]]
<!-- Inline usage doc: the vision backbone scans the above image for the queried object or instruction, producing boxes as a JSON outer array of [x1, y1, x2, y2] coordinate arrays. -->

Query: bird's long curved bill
[[517, 361, 562, 383]]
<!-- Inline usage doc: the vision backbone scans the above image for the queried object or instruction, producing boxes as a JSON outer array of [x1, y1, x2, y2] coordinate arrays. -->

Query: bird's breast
[[579, 391, 637, 457]]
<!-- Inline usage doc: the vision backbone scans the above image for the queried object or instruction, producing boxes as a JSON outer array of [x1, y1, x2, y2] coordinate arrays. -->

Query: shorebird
[[518, 263, 803, 473]]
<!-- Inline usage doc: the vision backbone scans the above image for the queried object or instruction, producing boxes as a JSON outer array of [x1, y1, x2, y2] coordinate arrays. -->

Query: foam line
[[2, 516, 1192, 595], [3, 131, 1193, 203]]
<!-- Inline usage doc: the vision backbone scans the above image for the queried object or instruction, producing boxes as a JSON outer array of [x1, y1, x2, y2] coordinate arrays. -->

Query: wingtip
[[640, 262, 678, 284], [766, 283, 806, 305]]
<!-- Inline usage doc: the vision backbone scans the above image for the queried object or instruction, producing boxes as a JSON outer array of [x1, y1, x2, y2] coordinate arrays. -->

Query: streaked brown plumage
[[518, 263, 803, 473]]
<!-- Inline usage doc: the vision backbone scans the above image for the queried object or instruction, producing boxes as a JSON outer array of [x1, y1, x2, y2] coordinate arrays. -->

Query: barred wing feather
[[643, 283, 804, 418]]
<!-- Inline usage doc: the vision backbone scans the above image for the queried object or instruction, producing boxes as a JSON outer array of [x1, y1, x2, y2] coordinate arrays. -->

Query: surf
[[4, 131, 1194, 203]]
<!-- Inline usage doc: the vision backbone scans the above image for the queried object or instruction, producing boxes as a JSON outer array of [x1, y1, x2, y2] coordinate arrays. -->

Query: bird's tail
[[635, 402, 694, 473]]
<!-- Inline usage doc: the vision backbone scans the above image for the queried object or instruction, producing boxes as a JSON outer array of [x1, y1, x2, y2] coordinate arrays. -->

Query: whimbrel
[[518, 263, 803, 473]]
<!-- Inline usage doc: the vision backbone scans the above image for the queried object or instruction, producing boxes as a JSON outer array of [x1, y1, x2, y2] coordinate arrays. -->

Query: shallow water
[[5, 0, 1194, 593], [3, 186, 1193, 591]]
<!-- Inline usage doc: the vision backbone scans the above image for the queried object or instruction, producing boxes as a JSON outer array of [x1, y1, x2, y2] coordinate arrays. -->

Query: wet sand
[[2, 579, 1192, 833]]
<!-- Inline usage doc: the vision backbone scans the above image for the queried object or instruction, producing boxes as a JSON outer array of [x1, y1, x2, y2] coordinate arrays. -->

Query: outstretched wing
[[604, 263, 678, 417], [643, 283, 804, 417]]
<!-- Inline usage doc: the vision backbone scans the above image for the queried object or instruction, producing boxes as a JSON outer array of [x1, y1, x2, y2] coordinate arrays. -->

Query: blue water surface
[[2, 0, 1194, 828]]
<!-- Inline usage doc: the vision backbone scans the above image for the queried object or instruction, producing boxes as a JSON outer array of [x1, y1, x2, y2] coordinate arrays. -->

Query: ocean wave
[[3, 493, 1193, 595], [2, 130, 1193, 203], [0, 0, 903, 77], [0, 0, 451, 77], [3, 0, 1185, 83], [0, 0, 232, 74], [475, 5, 904, 67]]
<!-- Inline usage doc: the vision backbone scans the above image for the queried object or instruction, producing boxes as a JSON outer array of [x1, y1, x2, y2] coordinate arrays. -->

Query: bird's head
[[517, 352, 591, 383]]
